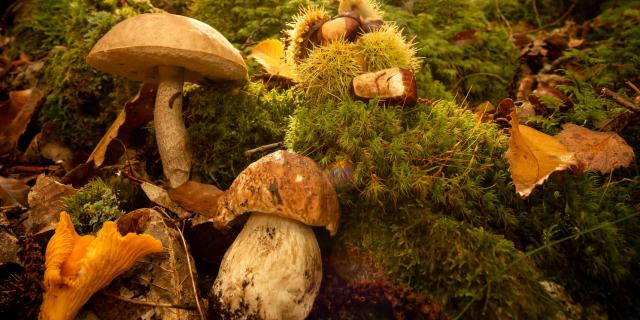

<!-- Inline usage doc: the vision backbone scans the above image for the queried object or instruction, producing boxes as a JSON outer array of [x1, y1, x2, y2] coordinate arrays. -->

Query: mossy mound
[[286, 96, 639, 317], [339, 206, 558, 319], [62, 178, 125, 235], [286, 100, 509, 225], [8, 0, 157, 150], [185, 81, 303, 188]]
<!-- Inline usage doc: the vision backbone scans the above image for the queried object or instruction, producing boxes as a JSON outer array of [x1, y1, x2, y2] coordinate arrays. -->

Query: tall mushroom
[[212, 150, 340, 319], [86, 13, 247, 187]]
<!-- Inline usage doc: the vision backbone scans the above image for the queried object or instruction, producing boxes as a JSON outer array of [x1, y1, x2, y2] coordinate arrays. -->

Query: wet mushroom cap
[[216, 150, 341, 235], [86, 13, 247, 83]]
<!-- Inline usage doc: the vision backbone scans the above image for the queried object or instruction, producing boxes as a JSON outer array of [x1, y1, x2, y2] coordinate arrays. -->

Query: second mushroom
[[211, 150, 340, 319]]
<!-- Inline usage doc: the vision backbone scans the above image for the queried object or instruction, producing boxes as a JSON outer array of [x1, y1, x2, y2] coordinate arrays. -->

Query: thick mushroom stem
[[213, 213, 322, 319], [154, 65, 191, 188]]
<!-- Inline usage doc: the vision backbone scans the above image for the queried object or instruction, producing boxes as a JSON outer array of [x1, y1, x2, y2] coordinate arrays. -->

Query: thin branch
[[178, 224, 206, 320], [626, 81, 640, 96], [601, 87, 640, 111], [244, 142, 284, 158], [99, 290, 196, 310]]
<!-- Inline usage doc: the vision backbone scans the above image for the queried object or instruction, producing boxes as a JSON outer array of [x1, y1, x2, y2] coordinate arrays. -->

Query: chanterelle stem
[[154, 65, 192, 188]]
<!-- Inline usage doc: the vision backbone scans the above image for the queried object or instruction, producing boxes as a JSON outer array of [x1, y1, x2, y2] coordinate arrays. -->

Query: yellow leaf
[[248, 39, 296, 79], [505, 112, 577, 197]]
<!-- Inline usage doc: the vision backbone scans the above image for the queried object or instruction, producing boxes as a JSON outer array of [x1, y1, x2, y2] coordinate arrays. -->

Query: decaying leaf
[[0, 231, 20, 266], [87, 83, 156, 168], [0, 176, 30, 209], [556, 124, 634, 174], [23, 122, 75, 171], [167, 181, 223, 219], [23, 175, 77, 234], [505, 113, 577, 197], [0, 88, 45, 157], [249, 39, 296, 79], [140, 182, 191, 219], [90, 208, 201, 320]]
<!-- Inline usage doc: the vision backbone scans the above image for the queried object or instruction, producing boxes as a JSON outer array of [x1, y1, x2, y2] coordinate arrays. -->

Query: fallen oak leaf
[[505, 112, 577, 197], [556, 124, 634, 174], [167, 181, 224, 219]]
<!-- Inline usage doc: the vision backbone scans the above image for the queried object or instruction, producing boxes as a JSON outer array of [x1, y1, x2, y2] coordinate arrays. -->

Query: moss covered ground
[[2, 0, 640, 319]]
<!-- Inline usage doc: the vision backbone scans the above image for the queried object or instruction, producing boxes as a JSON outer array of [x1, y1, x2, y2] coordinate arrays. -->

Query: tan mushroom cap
[[216, 150, 341, 235], [86, 13, 247, 83]]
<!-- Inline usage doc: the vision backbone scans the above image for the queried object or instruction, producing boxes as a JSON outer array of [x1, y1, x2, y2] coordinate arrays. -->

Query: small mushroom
[[40, 212, 163, 320], [212, 150, 340, 319], [86, 13, 247, 188]]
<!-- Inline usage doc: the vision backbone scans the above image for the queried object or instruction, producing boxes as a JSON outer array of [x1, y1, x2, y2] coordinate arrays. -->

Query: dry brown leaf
[[0, 176, 30, 208], [90, 208, 201, 320], [140, 182, 191, 219], [0, 231, 19, 265], [87, 83, 156, 168], [0, 88, 45, 157], [23, 122, 75, 171], [505, 113, 577, 197], [556, 124, 634, 174], [249, 39, 296, 79], [23, 175, 77, 234], [167, 181, 223, 219]]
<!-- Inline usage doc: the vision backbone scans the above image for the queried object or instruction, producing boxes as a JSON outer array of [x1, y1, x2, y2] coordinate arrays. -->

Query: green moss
[[62, 178, 125, 235], [562, 1, 640, 89], [527, 73, 628, 133], [286, 95, 640, 316], [481, 0, 602, 27], [507, 173, 640, 317], [286, 99, 510, 225], [185, 81, 303, 188], [339, 206, 558, 319], [383, 2, 520, 105], [9, 0, 157, 150], [189, 0, 309, 49]]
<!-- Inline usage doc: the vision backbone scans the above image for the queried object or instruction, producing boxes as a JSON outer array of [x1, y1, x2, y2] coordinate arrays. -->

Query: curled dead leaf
[[0, 88, 45, 158], [556, 124, 634, 174], [505, 112, 577, 197], [249, 39, 296, 79], [87, 83, 156, 168]]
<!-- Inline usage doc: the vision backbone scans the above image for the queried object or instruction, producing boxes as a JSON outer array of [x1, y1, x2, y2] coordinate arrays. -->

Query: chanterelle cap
[[216, 150, 341, 235], [86, 13, 247, 83]]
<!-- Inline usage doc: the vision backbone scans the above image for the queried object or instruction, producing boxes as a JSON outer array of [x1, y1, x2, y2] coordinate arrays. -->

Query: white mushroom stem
[[213, 213, 322, 320], [155, 65, 192, 188]]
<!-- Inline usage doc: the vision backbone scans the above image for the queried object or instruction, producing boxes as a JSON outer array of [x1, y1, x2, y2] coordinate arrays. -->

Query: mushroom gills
[[212, 213, 322, 320]]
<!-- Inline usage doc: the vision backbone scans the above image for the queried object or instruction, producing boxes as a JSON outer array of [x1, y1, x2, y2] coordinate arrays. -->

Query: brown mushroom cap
[[86, 13, 247, 83], [216, 150, 341, 235]]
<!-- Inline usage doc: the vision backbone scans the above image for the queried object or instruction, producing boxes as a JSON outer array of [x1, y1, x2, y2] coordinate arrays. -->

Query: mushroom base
[[211, 213, 322, 320]]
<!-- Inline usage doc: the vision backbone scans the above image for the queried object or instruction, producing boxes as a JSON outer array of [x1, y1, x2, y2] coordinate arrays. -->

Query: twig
[[601, 87, 640, 111], [244, 142, 284, 158], [99, 290, 196, 310], [626, 81, 640, 95], [178, 224, 206, 320]]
